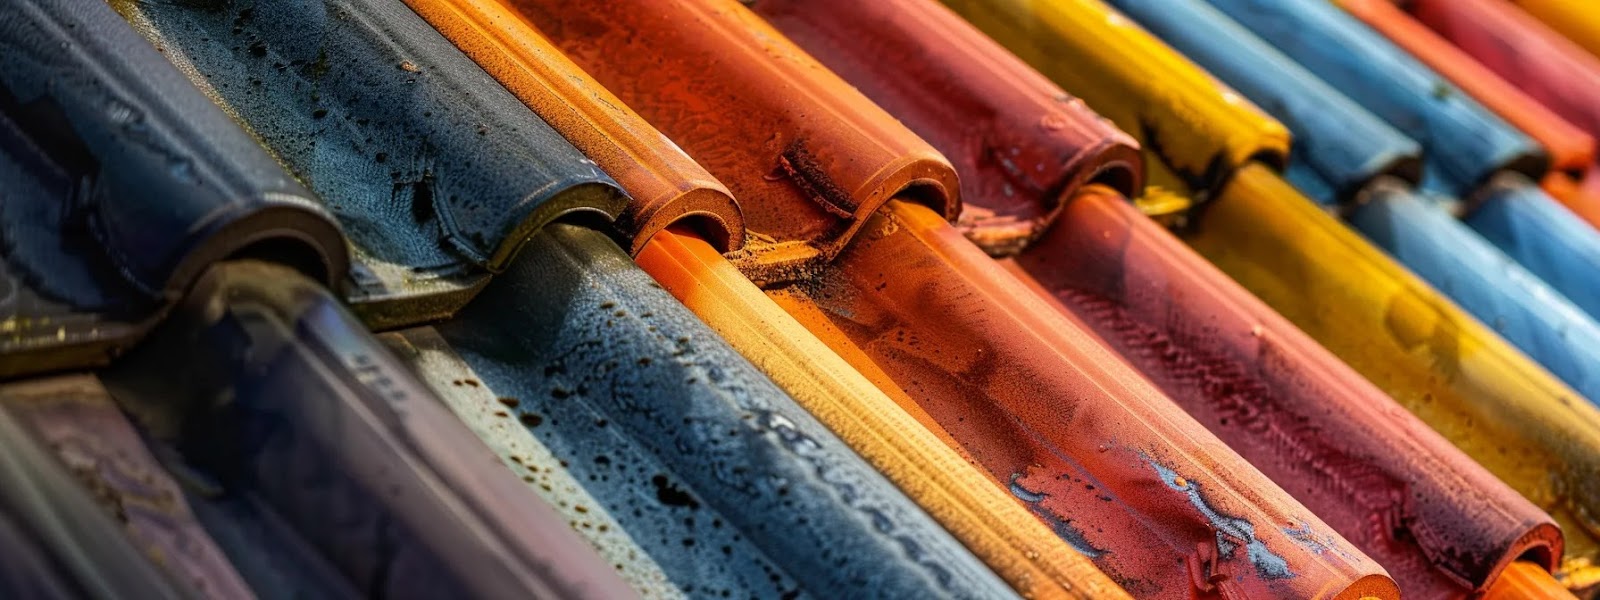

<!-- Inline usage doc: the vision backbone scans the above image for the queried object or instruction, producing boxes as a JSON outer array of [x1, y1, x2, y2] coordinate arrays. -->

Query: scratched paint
[[1186, 166, 1600, 590], [390, 224, 1015, 599], [0, 0, 347, 378], [946, 0, 1600, 590], [635, 230, 1128, 600], [751, 0, 1558, 593], [1138, 0, 1600, 405], [113, 0, 626, 328], [770, 200, 1396, 599], [515, 0, 1396, 594], [1013, 186, 1563, 597], [1144, 458, 1293, 580], [404, 7, 1101, 588], [1093, 5, 1600, 586]]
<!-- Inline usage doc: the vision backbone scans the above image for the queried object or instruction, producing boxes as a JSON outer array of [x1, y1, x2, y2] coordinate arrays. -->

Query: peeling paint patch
[[1145, 457, 1294, 580], [1007, 473, 1107, 558]]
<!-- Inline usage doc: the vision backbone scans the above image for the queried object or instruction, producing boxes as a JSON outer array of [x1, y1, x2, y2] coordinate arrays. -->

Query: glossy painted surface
[[938, 0, 1289, 205], [1187, 165, 1600, 589], [638, 230, 1127, 599], [520, 1, 1400, 596], [1015, 186, 1562, 597], [115, 0, 626, 329], [506, 0, 959, 286], [386, 224, 1013, 599], [1198, 1, 1600, 365], [1119, 0, 1600, 409], [0, 0, 347, 377], [1349, 182, 1600, 407], [1485, 561, 1581, 600], [410, 3, 1127, 593], [1336, 0, 1595, 177], [772, 200, 1397, 600], [1468, 176, 1600, 326], [945, 0, 1600, 588], [1200, 0, 1544, 197], [398, 0, 744, 255], [100, 260, 635, 600], [1105, 0, 1421, 201], [1507, 0, 1600, 62], [757, 0, 1556, 593], [1409, 0, 1600, 147], [750, 0, 1143, 256]]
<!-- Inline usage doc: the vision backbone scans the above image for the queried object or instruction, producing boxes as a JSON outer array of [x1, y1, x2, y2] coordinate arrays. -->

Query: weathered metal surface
[[1012, 184, 1563, 597], [1200, 0, 1545, 197], [1103, 0, 1422, 202], [1409, 0, 1600, 151], [396, 0, 745, 255], [1349, 182, 1600, 405], [505, 0, 960, 287], [1186, 165, 1600, 592], [637, 229, 1129, 599], [937, 0, 1288, 207], [101, 260, 634, 600], [1200, 1, 1600, 364], [769, 200, 1398, 600], [0, 379, 182, 599], [749, 1, 1557, 593], [941, 2, 1600, 588], [0, 0, 347, 378], [1118, 0, 1600, 407], [387, 224, 1015, 599], [750, 0, 1143, 256], [1506, 0, 1600, 63], [1336, 0, 1596, 176], [114, 0, 626, 329], [1103, 2, 1600, 586], [1467, 174, 1600, 336]]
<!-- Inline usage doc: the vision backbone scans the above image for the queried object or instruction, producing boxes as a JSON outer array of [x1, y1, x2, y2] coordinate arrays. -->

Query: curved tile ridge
[[401, 0, 745, 255], [512, 0, 960, 286], [114, 0, 627, 329], [0, 0, 348, 377], [751, 0, 1144, 257]]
